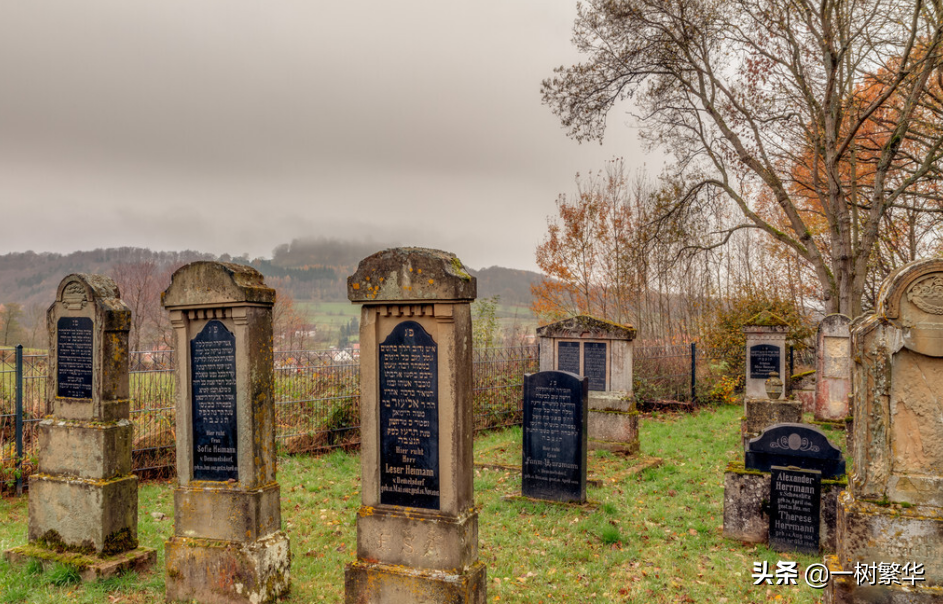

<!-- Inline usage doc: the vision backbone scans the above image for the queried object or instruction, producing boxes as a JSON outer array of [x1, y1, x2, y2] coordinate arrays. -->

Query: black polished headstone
[[379, 320, 440, 510], [557, 341, 581, 375], [583, 342, 607, 391], [56, 317, 93, 399], [745, 423, 845, 479], [769, 466, 821, 554], [191, 320, 239, 481], [522, 370, 588, 503], [749, 344, 780, 379]]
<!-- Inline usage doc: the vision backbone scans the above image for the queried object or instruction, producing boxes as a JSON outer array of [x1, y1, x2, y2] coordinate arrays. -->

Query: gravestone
[[740, 312, 801, 447], [4, 274, 155, 579], [724, 422, 846, 551], [161, 262, 289, 604], [344, 247, 486, 604], [813, 314, 851, 422], [744, 423, 846, 478], [769, 466, 821, 554], [537, 315, 638, 453], [826, 258, 943, 603], [522, 370, 588, 503]]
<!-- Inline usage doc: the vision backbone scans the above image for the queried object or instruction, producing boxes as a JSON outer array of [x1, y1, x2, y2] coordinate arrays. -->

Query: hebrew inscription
[[191, 320, 238, 481], [583, 342, 607, 391], [557, 341, 580, 375], [56, 317, 93, 399]]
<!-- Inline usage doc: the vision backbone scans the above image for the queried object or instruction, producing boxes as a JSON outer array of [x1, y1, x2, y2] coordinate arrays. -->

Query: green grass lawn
[[0, 405, 829, 603]]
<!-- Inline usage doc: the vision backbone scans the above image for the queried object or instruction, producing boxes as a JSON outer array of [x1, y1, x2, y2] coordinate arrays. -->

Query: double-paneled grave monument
[[537, 315, 639, 453], [521, 370, 589, 504], [741, 312, 802, 447], [826, 258, 943, 603], [4, 274, 155, 579], [345, 247, 486, 604], [161, 262, 290, 604], [724, 422, 846, 551]]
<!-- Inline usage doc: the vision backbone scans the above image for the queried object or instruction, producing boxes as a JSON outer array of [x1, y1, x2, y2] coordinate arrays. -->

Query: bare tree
[[543, 0, 943, 317]]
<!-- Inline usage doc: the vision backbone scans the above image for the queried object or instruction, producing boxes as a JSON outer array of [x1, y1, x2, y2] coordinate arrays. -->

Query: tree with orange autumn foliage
[[544, 0, 943, 317]]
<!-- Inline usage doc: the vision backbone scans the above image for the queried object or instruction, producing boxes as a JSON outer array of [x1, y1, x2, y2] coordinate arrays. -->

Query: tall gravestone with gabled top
[[826, 259, 943, 604], [813, 314, 851, 422], [345, 247, 486, 604], [161, 262, 289, 604], [537, 315, 639, 453], [741, 312, 802, 447], [4, 274, 155, 580]]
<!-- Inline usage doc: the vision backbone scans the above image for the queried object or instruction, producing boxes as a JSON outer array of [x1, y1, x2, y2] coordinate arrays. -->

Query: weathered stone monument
[[161, 262, 289, 604], [536, 315, 638, 453], [826, 259, 943, 603], [813, 314, 851, 422], [741, 312, 802, 446], [724, 423, 846, 551], [4, 274, 155, 579], [345, 248, 486, 604], [522, 370, 588, 503]]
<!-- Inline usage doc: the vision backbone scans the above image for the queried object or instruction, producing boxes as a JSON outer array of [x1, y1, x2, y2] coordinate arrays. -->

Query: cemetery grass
[[0, 404, 829, 603]]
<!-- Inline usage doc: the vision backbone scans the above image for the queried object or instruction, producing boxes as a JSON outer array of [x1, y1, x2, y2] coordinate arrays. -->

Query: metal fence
[[1, 341, 726, 487]]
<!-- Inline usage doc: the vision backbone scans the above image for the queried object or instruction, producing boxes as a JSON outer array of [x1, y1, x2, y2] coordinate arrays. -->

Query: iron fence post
[[789, 345, 795, 379], [690, 342, 696, 403], [15, 344, 24, 496]]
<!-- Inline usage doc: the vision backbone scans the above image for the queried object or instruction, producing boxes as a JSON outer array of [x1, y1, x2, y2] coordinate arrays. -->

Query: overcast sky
[[0, 1, 654, 272]]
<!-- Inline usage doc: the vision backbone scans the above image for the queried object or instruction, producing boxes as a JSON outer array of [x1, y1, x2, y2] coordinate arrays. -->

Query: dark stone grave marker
[[749, 344, 780, 379], [583, 342, 607, 391], [379, 320, 440, 510], [745, 423, 845, 479], [557, 341, 581, 375], [769, 466, 822, 554], [191, 320, 238, 481], [56, 316, 93, 399], [522, 370, 588, 503]]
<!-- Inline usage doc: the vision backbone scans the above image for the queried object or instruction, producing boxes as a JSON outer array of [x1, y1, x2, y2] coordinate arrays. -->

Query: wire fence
[[1, 341, 730, 487]]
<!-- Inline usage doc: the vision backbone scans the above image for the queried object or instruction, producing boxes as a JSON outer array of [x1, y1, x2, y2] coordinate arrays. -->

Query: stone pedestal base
[[741, 399, 803, 448], [28, 473, 138, 554], [356, 505, 478, 571], [824, 555, 943, 603], [4, 544, 156, 582], [587, 393, 639, 454], [165, 531, 291, 604], [173, 483, 282, 543], [722, 462, 844, 550], [345, 560, 487, 604]]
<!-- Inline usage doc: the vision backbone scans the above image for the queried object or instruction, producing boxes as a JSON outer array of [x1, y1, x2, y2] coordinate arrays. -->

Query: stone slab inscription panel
[[191, 320, 238, 481], [749, 344, 780, 379], [583, 342, 607, 391], [522, 370, 587, 503], [769, 466, 821, 554], [379, 320, 440, 509], [557, 341, 580, 375], [56, 317, 93, 399]]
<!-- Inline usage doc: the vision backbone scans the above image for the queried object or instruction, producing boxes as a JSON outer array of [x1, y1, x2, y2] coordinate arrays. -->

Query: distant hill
[[0, 240, 543, 310]]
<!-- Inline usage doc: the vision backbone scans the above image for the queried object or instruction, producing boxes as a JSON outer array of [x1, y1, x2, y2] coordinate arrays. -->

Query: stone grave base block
[[28, 473, 137, 554], [722, 465, 844, 551], [4, 544, 156, 583], [52, 398, 130, 422], [165, 531, 290, 604], [587, 392, 635, 413], [173, 482, 282, 543], [836, 492, 943, 586], [36, 419, 132, 480], [824, 555, 943, 603], [356, 505, 478, 572], [588, 438, 640, 455], [741, 400, 803, 447], [345, 559, 487, 604], [587, 410, 638, 450]]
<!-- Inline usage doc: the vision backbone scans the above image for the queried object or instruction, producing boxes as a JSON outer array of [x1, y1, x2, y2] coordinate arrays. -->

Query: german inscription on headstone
[[379, 320, 440, 509], [557, 341, 580, 375], [749, 344, 780, 379], [191, 320, 238, 482], [583, 342, 607, 391], [769, 466, 821, 554], [522, 370, 588, 503], [56, 317, 93, 399]]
